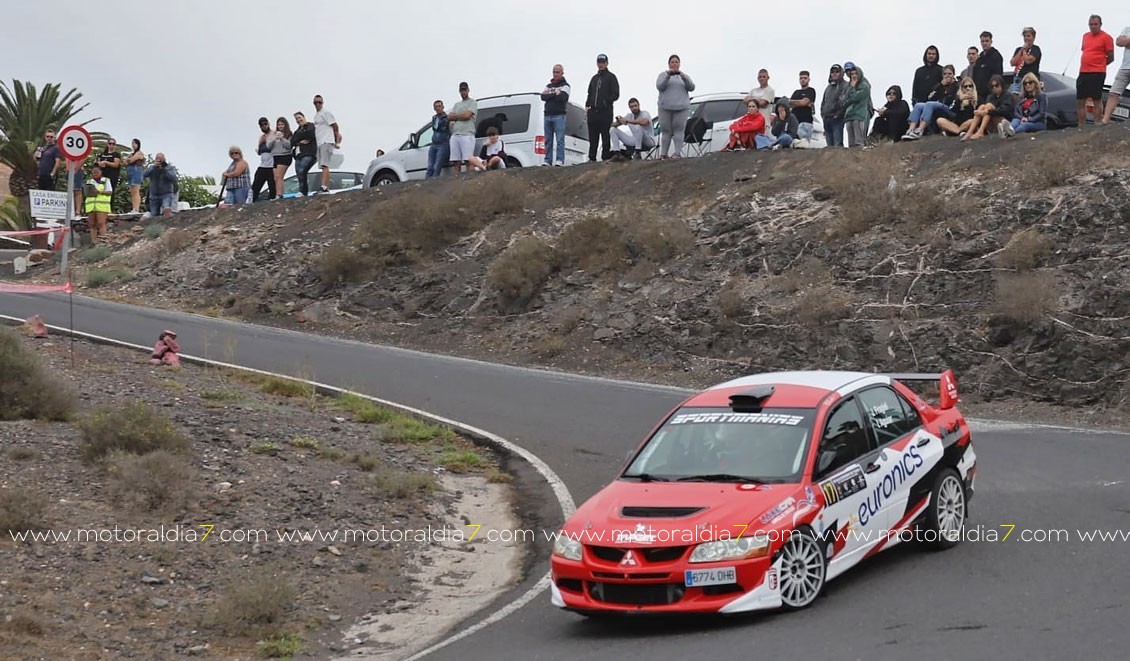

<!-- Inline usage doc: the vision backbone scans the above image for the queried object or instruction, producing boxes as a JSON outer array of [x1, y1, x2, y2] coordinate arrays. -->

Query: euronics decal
[[858, 446, 924, 526]]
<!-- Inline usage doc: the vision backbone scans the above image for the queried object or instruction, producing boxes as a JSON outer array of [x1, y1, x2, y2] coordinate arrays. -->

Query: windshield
[[623, 408, 815, 483]]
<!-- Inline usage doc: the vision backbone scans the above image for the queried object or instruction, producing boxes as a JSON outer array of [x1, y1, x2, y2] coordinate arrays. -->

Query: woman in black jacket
[[936, 76, 980, 136], [870, 85, 910, 141]]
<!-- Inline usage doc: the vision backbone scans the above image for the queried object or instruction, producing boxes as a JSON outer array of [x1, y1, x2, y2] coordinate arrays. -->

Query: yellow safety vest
[[85, 178, 113, 214]]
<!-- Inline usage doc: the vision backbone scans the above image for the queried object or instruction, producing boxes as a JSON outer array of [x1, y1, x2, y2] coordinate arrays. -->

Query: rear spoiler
[[886, 370, 959, 410]]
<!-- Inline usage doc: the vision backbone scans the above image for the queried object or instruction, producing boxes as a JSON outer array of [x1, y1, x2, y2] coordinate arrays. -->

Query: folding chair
[[683, 116, 710, 157]]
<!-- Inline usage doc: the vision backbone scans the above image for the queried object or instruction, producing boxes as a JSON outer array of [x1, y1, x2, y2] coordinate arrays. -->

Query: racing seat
[[683, 116, 711, 157]]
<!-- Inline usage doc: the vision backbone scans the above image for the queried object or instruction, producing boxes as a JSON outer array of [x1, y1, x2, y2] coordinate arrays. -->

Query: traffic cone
[[27, 315, 48, 338]]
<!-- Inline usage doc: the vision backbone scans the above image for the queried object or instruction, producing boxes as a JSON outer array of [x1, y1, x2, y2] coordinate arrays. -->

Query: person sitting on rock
[[468, 127, 507, 171], [150, 330, 181, 366], [721, 100, 766, 151]]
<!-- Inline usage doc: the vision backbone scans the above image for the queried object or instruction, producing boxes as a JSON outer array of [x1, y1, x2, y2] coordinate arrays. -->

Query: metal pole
[[61, 160, 73, 275]]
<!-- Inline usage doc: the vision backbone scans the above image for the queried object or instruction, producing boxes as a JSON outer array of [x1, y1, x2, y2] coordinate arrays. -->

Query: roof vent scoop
[[729, 385, 775, 412]]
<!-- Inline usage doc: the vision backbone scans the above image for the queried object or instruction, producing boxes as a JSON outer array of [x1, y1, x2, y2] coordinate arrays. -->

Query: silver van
[[363, 92, 590, 186]]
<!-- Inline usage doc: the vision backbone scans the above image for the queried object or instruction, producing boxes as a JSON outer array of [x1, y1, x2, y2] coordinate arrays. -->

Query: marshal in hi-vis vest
[[84, 177, 113, 214]]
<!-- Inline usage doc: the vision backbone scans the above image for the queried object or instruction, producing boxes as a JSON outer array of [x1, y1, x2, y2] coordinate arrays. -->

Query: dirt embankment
[[41, 123, 1130, 421]]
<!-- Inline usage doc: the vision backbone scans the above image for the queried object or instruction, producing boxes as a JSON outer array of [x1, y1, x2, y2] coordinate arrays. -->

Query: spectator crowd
[[30, 16, 1130, 222]]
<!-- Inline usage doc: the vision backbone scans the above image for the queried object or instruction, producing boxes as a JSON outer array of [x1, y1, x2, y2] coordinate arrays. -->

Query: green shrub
[[337, 393, 394, 423], [78, 400, 191, 462], [383, 415, 455, 443], [142, 223, 165, 238], [81, 244, 112, 263], [85, 267, 131, 288], [288, 436, 319, 449], [251, 442, 281, 456], [257, 632, 302, 658], [438, 449, 485, 473], [0, 327, 75, 421]]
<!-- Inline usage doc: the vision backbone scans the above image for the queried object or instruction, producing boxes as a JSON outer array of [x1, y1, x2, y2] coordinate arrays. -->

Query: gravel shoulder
[[0, 328, 521, 660]]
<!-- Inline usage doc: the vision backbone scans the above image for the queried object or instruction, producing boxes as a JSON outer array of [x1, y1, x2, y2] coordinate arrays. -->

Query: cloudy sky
[[6, 1, 1127, 178]]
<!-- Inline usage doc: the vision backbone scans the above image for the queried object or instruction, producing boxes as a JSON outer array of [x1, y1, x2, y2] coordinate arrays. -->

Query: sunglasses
[[962, 84, 974, 89], [1023, 81, 1036, 86]]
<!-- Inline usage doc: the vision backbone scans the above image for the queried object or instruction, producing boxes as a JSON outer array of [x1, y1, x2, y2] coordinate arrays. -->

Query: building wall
[[0, 164, 11, 203]]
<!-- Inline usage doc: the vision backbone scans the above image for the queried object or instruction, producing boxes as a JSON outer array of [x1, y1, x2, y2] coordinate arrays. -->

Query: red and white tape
[[0, 282, 74, 294], [0, 227, 71, 237]]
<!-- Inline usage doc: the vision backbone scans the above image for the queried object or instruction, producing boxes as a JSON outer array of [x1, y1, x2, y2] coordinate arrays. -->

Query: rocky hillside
[[58, 124, 1130, 413]]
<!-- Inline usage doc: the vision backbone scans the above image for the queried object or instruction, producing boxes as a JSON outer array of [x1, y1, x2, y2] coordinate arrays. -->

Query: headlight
[[689, 533, 770, 563], [553, 535, 582, 561]]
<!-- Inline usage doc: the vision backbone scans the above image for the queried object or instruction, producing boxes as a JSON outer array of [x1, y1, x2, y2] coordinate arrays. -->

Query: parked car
[[550, 370, 976, 615], [280, 171, 363, 198], [363, 92, 590, 186], [651, 92, 825, 156], [1000, 72, 1130, 127]]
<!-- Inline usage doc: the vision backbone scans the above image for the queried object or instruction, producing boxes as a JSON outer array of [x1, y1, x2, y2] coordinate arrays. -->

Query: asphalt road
[[3, 292, 1128, 659]]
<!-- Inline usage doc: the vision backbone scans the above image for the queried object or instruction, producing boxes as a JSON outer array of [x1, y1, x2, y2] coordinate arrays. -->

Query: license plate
[[684, 567, 737, 587], [1115, 106, 1129, 120]]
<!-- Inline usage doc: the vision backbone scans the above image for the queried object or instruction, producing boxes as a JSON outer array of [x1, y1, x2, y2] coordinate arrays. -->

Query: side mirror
[[408, 133, 418, 148]]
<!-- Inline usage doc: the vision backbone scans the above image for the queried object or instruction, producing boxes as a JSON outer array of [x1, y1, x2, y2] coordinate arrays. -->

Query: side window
[[566, 104, 588, 139], [402, 123, 431, 151], [700, 100, 744, 125], [817, 399, 873, 476], [476, 104, 531, 137], [857, 387, 920, 446]]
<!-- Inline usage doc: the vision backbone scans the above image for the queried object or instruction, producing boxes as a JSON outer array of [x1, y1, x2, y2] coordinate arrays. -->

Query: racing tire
[[778, 527, 826, 610], [371, 170, 398, 187], [923, 468, 966, 551]]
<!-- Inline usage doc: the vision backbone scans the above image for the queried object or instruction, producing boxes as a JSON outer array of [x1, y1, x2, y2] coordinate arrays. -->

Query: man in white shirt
[[744, 69, 776, 129], [312, 94, 341, 194], [1101, 25, 1130, 124], [609, 98, 655, 159]]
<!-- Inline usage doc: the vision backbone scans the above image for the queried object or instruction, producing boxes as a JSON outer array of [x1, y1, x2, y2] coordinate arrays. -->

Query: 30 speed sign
[[57, 125, 93, 162]]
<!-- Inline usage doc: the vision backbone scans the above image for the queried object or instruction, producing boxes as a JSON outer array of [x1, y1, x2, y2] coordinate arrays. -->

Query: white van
[[652, 92, 825, 156], [362, 92, 590, 186]]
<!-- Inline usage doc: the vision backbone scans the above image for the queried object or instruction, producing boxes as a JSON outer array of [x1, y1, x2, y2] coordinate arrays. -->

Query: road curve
[[3, 292, 1129, 659]]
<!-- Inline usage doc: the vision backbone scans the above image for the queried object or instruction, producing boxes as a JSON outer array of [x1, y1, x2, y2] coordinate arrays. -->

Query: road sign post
[[56, 125, 92, 274]]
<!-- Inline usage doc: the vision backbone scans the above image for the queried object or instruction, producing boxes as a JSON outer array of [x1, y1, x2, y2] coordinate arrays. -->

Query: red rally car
[[550, 370, 976, 614]]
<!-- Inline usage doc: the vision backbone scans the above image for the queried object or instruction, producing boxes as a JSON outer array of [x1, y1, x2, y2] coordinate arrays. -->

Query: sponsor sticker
[[766, 568, 779, 591], [819, 465, 867, 505], [759, 497, 796, 525]]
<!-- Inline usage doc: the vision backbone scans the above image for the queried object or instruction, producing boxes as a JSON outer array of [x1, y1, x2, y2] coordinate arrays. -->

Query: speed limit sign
[[58, 125, 93, 162]]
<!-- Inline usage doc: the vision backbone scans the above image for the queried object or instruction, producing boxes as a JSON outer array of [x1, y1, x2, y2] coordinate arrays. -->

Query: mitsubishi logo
[[620, 550, 639, 567]]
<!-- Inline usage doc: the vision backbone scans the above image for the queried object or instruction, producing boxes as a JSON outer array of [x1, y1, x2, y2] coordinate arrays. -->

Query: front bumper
[[550, 551, 783, 614]]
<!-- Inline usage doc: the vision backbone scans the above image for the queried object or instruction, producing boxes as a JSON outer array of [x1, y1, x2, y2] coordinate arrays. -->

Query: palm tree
[[0, 80, 98, 226]]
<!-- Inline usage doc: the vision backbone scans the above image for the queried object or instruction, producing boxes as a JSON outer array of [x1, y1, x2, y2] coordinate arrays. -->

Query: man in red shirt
[[1078, 14, 1115, 128]]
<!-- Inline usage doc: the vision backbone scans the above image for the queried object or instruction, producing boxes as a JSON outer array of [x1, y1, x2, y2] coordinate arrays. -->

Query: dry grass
[[371, 468, 437, 499], [1021, 140, 1088, 189], [714, 277, 749, 320], [8, 446, 38, 461], [1, 611, 46, 637], [204, 570, 296, 636], [784, 284, 853, 325], [0, 488, 47, 534], [0, 327, 76, 422], [78, 400, 191, 462], [556, 205, 695, 277], [158, 227, 196, 257], [991, 271, 1061, 325], [318, 177, 529, 283], [996, 228, 1052, 271], [486, 235, 559, 311], [107, 450, 195, 514]]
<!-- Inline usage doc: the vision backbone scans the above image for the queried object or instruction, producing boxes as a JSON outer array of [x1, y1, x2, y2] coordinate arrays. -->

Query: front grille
[[642, 546, 687, 562], [588, 581, 685, 605], [587, 546, 688, 563], [620, 506, 705, 518], [592, 571, 670, 580]]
